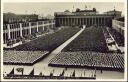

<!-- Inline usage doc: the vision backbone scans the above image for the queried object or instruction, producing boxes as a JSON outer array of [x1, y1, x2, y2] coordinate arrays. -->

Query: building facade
[[104, 9, 122, 18], [3, 13, 38, 24], [3, 19, 55, 44], [112, 17, 124, 36], [55, 8, 121, 27]]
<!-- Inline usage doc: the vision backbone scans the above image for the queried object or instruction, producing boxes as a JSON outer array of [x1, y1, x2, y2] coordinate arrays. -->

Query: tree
[[16, 68, 24, 75]]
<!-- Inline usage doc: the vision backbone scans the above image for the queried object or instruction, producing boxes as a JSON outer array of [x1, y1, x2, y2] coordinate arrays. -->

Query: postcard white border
[[1, 0, 127, 81]]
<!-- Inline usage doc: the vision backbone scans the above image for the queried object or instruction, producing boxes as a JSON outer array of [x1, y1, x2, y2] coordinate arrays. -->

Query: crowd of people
[[49, 51, 124, 71], [63, 26, 108, 53], [7, 27, 80, 51], [3, 50, 49, 65], [102, 27, 119, 52], [108, 28, 124, 47]]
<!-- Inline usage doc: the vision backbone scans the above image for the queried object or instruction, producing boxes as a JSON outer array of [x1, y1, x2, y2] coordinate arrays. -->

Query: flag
[[60, 69, 65, 76], [39, 72, 42, 76], [16, 67, 24, 75], [94, 68, 96, 78], [84, 70, 86, 76], [72, 5, 75, 12], [52, 69, 55, 74], [29, 68, 34, 76], [50, 72, 53, 77], [73, 5, 74, 9], [9, 68, 14, 75], [65, 67, 67, 71], [72, 70, 75, 77], [85, 5, 87, 10]]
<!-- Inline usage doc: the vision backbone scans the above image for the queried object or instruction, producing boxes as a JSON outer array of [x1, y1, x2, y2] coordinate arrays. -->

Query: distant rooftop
[[74, 8, 97, 13], [55, 8, 99, 16]]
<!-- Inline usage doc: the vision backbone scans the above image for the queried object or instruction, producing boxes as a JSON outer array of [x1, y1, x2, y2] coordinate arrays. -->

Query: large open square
[[1, 1, 126, 81]]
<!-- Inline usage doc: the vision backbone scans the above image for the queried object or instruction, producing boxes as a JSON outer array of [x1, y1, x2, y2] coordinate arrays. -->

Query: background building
[[112, 17, 124, 36], [3, 13, 38, 24], [55, 8, 121, 27], [104, 9, 122, 18], [3, 13, 55, 46]]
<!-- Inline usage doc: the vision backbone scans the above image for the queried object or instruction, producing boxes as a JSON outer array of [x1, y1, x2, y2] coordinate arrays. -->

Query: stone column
[[71, 18, 73, 26], [90, 17, 92, 26], [95, 17, 96, 25], [104, 18, 106, 25], [66, 18, 67, 26], [81, 18, 83, 25], [80, 18, 82, 25], [72, 18, 75, 25], [82, 18, 84, 25], [77, 18, 78, 25], [93, 18, 95, 25], [37, 22, 39, 32], [86, 18, 88, 26], [19, 23, 23, 37], [61, 18, 63, 26], [91, 17, 93, 25], [85, 18, 87, 25], [29, 22, 31, 35], [81, 18, 82, 25], [7, 24, 11, 39], [83, 18, 85, 25], [100, 17, 102, 25], [99, 18, 100, 26], [68, 18, 69, 26], [79, 18, 81, 25], [58, 18, 60, 26], [14, 31, 16, 39], [97, 18, 99, 26], [65, 18, 67, 26], [52, 20, 53, 28], [63, 18, 65, 26], [68, 18, 70, 26], [65, 18, 66, 26], [15, 31, 16, 39], [42, 21, 44, 31], [103, 17, 104, 26], [87, 18, 89, 26]]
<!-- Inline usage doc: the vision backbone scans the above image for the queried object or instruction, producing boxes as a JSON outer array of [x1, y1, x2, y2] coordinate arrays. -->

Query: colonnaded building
[[3, 13, 55, 47], [55, 8, 124, 31]]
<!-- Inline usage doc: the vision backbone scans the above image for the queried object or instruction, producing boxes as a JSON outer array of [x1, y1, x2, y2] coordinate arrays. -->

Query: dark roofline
[[73, 9, 96, 13], [104, 10, 122, 13]]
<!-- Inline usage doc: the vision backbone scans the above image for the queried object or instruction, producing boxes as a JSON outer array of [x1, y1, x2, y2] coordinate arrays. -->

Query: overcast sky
[[3, 2, 124, 16]]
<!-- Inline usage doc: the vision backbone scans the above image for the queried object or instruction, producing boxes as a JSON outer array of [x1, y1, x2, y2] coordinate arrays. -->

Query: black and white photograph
[[1, 0, 127, 81]]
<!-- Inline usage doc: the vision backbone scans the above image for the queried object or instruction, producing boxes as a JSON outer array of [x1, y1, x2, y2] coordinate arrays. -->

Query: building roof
[[104, 9, 122, 14], [75, 10, 96, 12]]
